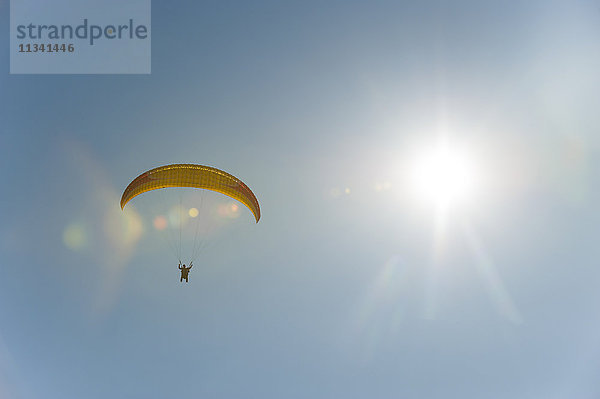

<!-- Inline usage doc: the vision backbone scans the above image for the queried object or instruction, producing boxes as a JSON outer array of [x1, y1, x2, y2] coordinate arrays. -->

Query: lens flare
[[63, 223, 87, 251], [374, 181, 392, 192], [188, 207, 199, 218], [168, 205, 188, 228], [217, 202, 241, 219], [330, 187, 342, 198], [153, 215, 168, 230]]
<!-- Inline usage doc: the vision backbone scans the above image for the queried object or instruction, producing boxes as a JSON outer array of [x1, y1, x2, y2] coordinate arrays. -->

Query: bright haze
[[1, 1, 599, 398]]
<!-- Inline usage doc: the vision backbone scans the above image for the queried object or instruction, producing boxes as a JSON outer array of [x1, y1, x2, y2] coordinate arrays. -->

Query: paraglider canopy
[[120, 163, 260, 223]]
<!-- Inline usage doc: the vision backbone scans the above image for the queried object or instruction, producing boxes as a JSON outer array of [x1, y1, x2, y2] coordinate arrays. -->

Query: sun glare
[[411, 143, 476, 207]]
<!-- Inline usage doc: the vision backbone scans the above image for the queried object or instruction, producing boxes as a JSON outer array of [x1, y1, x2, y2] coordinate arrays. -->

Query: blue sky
[[1, 0, 600, 398]]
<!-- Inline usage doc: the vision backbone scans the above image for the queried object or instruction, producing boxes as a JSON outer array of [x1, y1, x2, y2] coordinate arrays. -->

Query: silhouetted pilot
[[178, 262, 193, 282]]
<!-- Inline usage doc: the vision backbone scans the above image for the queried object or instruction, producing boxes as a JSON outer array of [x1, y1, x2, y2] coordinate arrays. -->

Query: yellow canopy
[[120, 164, 260, 223]]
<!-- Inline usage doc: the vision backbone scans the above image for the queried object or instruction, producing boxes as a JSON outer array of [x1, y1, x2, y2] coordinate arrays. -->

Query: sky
[[1, 0, 600, 398]]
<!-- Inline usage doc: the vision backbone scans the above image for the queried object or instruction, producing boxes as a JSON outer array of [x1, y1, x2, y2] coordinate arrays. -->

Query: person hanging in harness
[[178, 261, 193, 283]]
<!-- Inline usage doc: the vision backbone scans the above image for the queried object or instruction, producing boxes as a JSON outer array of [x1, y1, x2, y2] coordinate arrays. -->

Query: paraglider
[[121, 164, 260, 280], [178, 261, 193, 283]]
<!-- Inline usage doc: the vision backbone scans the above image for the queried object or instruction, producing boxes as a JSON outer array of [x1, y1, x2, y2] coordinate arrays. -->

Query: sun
[[410, 142, 476, 208]]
